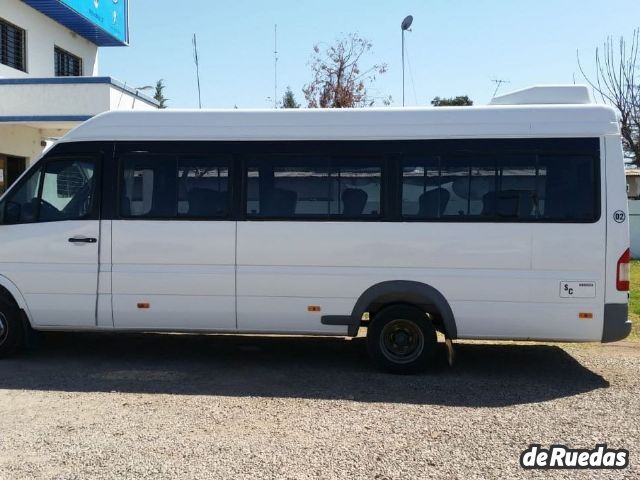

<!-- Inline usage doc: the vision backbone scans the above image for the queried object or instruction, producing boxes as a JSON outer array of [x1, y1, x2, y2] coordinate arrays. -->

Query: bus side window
[[178, 157, 230, 217], [494, 155, 539, 219], [1, 157, 97, 225], [541, 156, 596, 221], [39, 160, 96, 222], [245, 155, 382, 219], [1, 164, 42, 224], [329, 162, 382, 217], [402, 154, 552, 221], [120, 154, 176, 218], [401, 158, 443, 218], [246, 157, 329, 218]]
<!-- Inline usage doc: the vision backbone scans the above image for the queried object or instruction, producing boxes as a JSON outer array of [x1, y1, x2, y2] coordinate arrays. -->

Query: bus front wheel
[[367, 305, 437, 374], [0, 296, 24, 358]]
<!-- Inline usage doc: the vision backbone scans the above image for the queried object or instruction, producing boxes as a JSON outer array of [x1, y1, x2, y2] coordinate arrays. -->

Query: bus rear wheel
[[367, 305, 437, 374], [0, 297, 24, 358]]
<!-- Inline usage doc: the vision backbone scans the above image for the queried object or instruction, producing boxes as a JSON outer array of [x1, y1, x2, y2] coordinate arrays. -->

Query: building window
[[0, 18, 26, 72], [54, 46, 83, 76]]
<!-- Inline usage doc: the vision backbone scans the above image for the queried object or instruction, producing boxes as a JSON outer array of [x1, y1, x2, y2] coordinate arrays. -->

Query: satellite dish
[[401, 15, 413, 31]]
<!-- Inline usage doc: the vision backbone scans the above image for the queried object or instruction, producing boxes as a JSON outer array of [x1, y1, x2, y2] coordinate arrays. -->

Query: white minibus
[[0, 85, 631, 372]]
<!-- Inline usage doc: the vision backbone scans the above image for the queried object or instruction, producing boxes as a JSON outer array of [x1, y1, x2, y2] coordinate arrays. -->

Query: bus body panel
[[0, 220, 99, 327], [56, 106, 620, 144], [110, 220, 236, 330], [237, 218, 606, 340], [604, 135, 630, 305], [97, 219, 113, 328]]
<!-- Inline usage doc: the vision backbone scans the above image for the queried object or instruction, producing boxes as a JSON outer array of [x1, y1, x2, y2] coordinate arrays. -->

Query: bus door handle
[[68, 236, 97, 244]]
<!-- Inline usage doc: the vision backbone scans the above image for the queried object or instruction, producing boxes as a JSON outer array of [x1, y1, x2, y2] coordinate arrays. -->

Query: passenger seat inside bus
[[418, 188, 450, 217], [342, 188, 368, 216]]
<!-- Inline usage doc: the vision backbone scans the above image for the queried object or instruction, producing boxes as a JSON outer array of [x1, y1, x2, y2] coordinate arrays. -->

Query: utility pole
[[193, 33, 202, 109], [402, 30, 405, 106], [274, 24, 278, 109], [401, 16, 413, 107]]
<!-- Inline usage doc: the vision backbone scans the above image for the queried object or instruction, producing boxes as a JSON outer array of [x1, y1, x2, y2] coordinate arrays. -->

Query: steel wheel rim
[[379, 318, 424, 364], [0, 313, 7, 346]]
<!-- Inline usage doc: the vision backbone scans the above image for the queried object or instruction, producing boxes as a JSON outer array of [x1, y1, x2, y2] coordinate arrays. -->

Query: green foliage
[[281, 87, 300, 109], [431, 95, 473, 107], [154, 79, 169, 109]]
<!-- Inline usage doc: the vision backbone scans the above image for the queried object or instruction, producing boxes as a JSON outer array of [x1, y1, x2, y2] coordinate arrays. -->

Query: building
[[625, 169, 640, 257], [0, 0, 158, 192]]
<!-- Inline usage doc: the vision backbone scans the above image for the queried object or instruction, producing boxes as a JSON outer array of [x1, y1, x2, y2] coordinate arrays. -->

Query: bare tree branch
[[578, 29, 640, 164], [303, 33, 389, 108]]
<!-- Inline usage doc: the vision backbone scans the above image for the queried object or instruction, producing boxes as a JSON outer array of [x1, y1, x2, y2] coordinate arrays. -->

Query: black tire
[[367, 305, 437, 374], [0, 296, 25, 358]]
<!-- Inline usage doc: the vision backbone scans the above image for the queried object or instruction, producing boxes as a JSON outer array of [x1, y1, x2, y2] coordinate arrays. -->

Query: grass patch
[[628, 260, 640, 340]]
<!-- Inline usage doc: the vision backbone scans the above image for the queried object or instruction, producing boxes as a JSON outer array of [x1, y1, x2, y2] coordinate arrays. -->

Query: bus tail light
[[616, 248, 630, 291]]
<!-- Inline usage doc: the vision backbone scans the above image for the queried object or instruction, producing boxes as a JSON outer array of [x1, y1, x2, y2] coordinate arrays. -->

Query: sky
[[99, 0, 639, 109]]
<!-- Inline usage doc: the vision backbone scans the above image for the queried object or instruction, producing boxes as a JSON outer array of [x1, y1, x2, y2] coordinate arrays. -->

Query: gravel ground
[[0, 332, 638, 480]]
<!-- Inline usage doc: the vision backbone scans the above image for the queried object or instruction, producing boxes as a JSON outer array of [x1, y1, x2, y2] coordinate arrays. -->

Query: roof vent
[[489, 85, 592, 105]]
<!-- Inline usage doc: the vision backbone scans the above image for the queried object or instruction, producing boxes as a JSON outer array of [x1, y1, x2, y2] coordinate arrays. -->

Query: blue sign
[[22, 0, 129, 46], [59, 0, 128, 44]]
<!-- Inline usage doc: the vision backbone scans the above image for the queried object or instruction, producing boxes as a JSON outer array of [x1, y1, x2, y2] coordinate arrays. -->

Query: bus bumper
[[601, 304, 632, 342]]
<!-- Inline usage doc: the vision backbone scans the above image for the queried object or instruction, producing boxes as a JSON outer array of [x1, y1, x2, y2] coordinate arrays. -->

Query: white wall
[[627, 175, 640, 198], [0, 82, 158, 116], [629, 199, 640, 258], [0, 0, 99, 78], [0, 125, 44, 163], [0, 83, 109, 115], [109, 88, 158, 111]]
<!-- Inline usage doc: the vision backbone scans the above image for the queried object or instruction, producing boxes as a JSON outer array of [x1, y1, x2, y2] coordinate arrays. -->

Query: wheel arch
[[352, 280, 457, 339], [0, 275, 33, 325]]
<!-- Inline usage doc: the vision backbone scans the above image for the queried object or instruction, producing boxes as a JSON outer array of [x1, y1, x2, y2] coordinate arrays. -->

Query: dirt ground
[[0, 333, 638, 479]]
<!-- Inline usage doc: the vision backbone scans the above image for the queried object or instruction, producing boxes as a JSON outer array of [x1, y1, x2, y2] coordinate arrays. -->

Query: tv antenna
[[193, 33, 202, 109], [491, 78, 510, 98]]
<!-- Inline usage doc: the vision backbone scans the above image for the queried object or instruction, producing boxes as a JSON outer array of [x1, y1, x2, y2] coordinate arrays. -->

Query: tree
[[431, 95, 473, 107], [154, 79, 169, 109], [281, 87, 300, 108], [303, 34, 388, 108], [578, 29, 640, 164]]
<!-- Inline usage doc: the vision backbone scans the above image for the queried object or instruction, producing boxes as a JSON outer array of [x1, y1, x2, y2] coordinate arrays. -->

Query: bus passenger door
[[111, 151, 236, 331]]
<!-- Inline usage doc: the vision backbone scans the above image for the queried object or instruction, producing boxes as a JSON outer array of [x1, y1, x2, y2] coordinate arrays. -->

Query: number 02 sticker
[[613, 210, 626, 223]]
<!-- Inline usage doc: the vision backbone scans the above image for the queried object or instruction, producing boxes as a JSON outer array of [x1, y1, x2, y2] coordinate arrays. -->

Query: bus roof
[[60, 86, 619, 144]]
